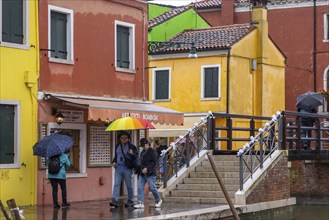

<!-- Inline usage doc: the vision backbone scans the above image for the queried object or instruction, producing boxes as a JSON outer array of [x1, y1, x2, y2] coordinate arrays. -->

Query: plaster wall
[[0, 1, 39, 205]]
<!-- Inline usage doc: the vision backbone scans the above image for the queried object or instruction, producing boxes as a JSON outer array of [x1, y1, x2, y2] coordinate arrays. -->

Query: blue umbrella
[[33, 133, 73, 157]]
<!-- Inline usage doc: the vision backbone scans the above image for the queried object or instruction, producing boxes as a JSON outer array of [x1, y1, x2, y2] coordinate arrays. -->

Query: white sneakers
[[155, 199, 162, 208], [134, 202, 144, 209], [134, 199, 163, 209]]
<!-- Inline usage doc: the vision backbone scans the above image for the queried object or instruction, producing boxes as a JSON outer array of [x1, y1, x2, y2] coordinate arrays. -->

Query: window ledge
[[323, 39, 329, 43], [153, 99, 171, 102], [201, 97, 221, 101], [115, 67, 136, 74], [0, 163, 21, 169], [49, 57, 74, 65], [66, 173, 88, 178], [0, 42, 29, 50]]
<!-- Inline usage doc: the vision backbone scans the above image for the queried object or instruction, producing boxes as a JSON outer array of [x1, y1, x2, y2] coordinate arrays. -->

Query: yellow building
[[148, 7, 285, 149], [0, 0, 39, 205]]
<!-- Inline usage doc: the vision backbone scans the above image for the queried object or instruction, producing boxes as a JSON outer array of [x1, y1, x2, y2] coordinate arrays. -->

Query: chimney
[[221, 0, 234, 25], [250, 0, 269, 116], [251, 0, 268, 63]]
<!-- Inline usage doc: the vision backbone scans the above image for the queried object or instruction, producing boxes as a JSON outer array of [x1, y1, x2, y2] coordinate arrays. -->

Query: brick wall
[[290, 160, 329, 196], [246, 156, 290, 204]]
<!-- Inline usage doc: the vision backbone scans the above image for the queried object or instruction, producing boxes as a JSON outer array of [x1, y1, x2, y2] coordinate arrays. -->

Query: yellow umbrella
[[105, 116, 155, 131]]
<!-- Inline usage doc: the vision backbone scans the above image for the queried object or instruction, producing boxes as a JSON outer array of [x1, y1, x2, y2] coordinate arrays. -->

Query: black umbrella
[[296, 91, 323, 110], [33, 133, 73, 157]]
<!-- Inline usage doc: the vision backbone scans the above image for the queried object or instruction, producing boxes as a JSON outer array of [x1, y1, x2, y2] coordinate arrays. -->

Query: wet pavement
[[1, 196, 219, 220]]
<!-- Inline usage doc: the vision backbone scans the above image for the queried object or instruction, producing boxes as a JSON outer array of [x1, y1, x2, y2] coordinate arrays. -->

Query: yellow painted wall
[[149, 56, 228, 113], [0, 1, 39, 206], [149, 28, 285, 150]]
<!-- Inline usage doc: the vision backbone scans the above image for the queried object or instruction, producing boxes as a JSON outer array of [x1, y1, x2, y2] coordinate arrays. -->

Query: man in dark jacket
[[134, 138, 162, 209], [110, 131, 138, 208], [297, 107, 317, 150]]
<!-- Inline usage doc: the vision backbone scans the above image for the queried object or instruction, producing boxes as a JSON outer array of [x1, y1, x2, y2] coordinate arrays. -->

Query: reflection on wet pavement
[[1, 196, 218, 220]]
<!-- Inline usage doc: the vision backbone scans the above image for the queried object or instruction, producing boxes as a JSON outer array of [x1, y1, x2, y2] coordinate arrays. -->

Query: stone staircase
[[164, 155, 240, 204]]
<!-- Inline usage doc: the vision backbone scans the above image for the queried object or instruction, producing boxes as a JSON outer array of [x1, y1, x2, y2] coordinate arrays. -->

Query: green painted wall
[[148, 4, 172, 20], [148, 8, 210, 42]]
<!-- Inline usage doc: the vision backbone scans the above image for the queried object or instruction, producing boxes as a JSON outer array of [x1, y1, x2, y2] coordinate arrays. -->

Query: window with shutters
[[324, 13, 329, 42], [48, 5, 74, 64], [115, 20, 135, 72], [1, 0, 28, 48], [201, 65, 220, 99], [152, 68, 171, 101], [0, 101, 20, 168]]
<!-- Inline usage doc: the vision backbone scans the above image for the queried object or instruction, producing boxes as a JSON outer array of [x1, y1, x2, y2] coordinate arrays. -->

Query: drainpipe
[[313, 0, 317, 92], [226, 49, 231, 114], [142, 9, 147, 101]]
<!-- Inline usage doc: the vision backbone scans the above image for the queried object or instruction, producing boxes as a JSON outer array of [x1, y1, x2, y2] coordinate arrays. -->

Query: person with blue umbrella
[[48, 150, 71, 209], [33, 131, 73, 209]]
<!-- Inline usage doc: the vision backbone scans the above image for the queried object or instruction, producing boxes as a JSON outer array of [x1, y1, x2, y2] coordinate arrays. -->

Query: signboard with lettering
[[121, 112, 158, 122], [60, 110, 84, 123]]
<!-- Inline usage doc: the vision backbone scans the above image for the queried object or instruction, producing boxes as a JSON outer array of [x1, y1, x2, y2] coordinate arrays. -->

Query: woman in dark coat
[[134, 138, 162, 209]]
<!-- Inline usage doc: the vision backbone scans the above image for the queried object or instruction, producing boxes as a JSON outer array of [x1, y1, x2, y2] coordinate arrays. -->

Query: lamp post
[[148, 41, 198, 58]]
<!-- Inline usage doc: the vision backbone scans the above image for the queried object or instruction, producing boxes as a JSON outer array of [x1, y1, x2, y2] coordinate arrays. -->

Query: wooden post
[[6, 198, 21, 220], [0, 200, 10, 220], [207, 154, 240, 220]]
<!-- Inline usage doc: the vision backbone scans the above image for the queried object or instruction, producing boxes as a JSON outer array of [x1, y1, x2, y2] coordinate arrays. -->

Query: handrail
[[236, 111, 282, 190], [236, 110, 329, 190], [160, 111, 214, 188]]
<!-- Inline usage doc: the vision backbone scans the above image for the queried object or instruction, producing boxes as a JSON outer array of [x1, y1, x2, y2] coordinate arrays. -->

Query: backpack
[[48, 155, 63, 174]]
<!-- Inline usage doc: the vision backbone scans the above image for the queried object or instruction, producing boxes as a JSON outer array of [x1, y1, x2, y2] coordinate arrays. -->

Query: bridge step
[[176, 183, 239, 191], [165, 155, 240, 204], [170, 189, 236, 198], [164, 196, 232, 204], [189, 171, 239, 178], [183, 177, 238, 185]]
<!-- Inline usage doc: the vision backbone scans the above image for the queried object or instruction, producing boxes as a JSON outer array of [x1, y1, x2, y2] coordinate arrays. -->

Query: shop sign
[[121, 112, 159, 121], [60, 110, 84, 123]]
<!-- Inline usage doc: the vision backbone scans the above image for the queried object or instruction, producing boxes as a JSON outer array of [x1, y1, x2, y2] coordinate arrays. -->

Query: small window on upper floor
[[115, 20, 135, 73], [324, 13, 329, 42], [152, 68, 171, 101], [1, 0, 29, 49], [0, 102, 20, 168], [201, 65, 221, 100], [48, 5, 74, 64]]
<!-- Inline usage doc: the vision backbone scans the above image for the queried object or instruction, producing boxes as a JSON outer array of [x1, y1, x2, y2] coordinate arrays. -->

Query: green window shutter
[[51, 12, 67, 59], [2, 0, 23, 44], [0, 105, 15, 164], [116, 26, 130, 68], [155, 70, 169, 100], [204, 67, 219, 98]]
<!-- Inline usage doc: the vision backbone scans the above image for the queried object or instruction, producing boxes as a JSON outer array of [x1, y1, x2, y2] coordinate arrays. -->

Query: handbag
[[120, 145, 135, 169]]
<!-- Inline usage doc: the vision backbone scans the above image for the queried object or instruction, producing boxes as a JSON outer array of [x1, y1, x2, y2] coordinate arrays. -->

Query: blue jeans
[[112, 167, 133, 201], [137, 175, 160, 203]]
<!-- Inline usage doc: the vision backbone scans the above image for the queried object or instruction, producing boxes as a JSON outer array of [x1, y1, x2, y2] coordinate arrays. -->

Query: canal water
[[238, 204, 329, 220], [221, 197, 329, 220]]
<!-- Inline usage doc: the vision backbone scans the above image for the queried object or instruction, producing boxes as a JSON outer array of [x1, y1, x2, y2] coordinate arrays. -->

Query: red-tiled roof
[[235, 0, 329, 7], [194, 0, 221, 9], [149, 24, 255, 54], [148, 5, 193, 29], [148, 0, 221, 29]]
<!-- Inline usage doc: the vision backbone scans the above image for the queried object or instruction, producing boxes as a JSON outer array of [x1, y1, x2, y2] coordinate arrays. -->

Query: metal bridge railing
[[161, 112, 214, 189], [236, 111, 282, 190]]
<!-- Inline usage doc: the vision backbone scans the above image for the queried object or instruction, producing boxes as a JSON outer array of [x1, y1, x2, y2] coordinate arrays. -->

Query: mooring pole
[[207, 153, 240, 220]]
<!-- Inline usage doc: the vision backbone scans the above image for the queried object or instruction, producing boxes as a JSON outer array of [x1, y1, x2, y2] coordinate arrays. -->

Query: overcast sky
[[150, 0, 197, 6]]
